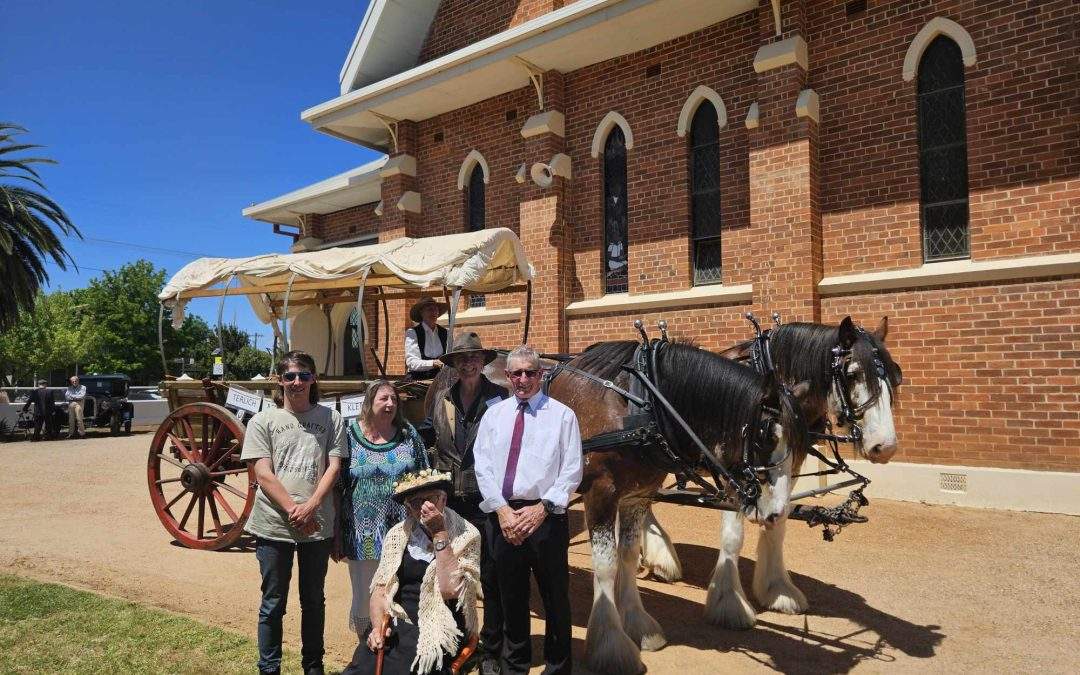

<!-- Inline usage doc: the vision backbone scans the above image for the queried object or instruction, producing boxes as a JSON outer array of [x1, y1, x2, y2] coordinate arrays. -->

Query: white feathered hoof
[[640, 514, 683, 583], [704, 572, 757, 630], [622, 606, 667, 652], [754, 578, 808, 615], [586, 599, 645, 675]]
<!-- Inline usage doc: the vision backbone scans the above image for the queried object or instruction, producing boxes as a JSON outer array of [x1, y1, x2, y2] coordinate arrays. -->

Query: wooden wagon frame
[[147, 228, 535, 550]]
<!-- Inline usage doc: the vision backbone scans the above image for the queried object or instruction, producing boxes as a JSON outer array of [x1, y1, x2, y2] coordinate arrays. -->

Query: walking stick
[[375, 647, 384, 675]]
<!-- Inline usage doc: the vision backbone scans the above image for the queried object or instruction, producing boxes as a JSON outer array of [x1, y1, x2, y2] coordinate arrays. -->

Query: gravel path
[[2, 433, 1077, 673]]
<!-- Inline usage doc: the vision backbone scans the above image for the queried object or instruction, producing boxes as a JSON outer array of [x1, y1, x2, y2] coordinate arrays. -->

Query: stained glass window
[[344, 308, 365, 376], [918, 36, 969, 261], [466, 164, 486, 307], [690, 101, 722, 284], [603, 127, 629, 294]]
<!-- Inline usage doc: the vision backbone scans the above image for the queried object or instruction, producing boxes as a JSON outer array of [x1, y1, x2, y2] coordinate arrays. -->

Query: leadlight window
[[466, 164, 486, 307], [603, 126, 628, 294], [690, 101, 722, 284], [918, 35, 969, 261], [344, 308, 365, 376]]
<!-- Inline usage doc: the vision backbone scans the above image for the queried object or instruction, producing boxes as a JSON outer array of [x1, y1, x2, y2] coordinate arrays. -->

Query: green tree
[[0, 289, 88, 385], [0, 123, 80, 330], [79, 260, 167, 381], [230, 344, 272, 380]]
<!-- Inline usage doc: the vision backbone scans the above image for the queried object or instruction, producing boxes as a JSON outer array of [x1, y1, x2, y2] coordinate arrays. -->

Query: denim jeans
[[255, 537, 333, 674]]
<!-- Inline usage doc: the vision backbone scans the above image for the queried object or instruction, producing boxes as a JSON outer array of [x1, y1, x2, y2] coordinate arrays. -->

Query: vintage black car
[[67, 374, 134, 435]]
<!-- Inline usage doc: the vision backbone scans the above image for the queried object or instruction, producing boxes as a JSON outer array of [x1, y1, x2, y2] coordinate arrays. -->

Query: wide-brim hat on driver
[[409, 296, 449, 323], [391, 469, 454, 503], [438, 331, 498, 366]]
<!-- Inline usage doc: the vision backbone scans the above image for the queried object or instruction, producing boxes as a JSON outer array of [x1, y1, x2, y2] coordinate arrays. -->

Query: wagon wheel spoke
[[179, 493, 199, 530], [216, 481, 248, 500], [206, 492, 223, 534], [197, 495, 205, 539], [209, 468, 248, 477], [206, 423, 233, 470], [210, 486, 240, 522], [156, 453, 185, 470], [180, 418, 200, 462], [201, 414, 210, 457], [155, 477, 183, 485], [164, 487, 191, 511], [166, 431, 197, 465]]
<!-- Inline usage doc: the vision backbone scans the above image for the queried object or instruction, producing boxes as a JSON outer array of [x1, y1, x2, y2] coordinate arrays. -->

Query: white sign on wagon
[[226, 386, 263, 414], [339, 395, 365, 419]]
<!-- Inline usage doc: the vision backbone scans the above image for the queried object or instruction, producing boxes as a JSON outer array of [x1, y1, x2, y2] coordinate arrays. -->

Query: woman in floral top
[[334, 379, 429, 636]]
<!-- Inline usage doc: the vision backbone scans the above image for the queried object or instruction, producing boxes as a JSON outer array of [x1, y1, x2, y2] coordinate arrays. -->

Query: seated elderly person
[[343, 470, 481, 675]]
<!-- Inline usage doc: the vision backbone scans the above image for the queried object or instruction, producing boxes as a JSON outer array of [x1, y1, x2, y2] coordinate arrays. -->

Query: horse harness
[[541, 324, 788, 509]]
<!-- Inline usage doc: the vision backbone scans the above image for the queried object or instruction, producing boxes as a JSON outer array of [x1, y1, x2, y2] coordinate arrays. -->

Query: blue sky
[[3, 0, 382, 344]]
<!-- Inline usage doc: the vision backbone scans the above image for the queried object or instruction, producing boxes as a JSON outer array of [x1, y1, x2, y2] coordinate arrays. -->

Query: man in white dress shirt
[[474, 345, 583, 675], [403, 297, 449, 379]]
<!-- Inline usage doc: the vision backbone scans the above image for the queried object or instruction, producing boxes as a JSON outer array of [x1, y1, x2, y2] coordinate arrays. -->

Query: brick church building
[[243, 0, 1078, 512]]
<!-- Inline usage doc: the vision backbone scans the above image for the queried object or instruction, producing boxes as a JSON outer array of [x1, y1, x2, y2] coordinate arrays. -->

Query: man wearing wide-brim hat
[[404, 296, 450, 380], [431, 332, 508, 675]]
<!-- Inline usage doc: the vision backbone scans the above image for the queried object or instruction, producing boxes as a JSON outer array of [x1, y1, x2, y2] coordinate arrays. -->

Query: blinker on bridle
[[828, 326, 900, 441]]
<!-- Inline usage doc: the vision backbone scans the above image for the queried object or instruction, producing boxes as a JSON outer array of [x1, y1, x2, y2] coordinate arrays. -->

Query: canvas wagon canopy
[[159, 228, 534, 326]]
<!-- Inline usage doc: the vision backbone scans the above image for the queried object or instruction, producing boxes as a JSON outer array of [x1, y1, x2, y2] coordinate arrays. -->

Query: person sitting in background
[[344, 469, 481, 675], [404, 297, 449, 380], [64, 375, 86, 439], [335, 380, 430, 644], [22, 380, 58, 441]]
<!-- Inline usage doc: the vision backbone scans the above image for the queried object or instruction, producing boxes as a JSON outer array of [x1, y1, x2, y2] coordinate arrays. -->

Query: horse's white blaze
[[752, 516, 807, 614], [744, 424, 793, 525], [639, 507, 683, 582], [704, 510, 756, 629], [586, 526, 644, 674], [834, 370, 899, 463]]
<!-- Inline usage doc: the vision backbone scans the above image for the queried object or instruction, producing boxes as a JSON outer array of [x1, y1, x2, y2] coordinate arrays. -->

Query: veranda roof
[[159, 228, 533, 326]]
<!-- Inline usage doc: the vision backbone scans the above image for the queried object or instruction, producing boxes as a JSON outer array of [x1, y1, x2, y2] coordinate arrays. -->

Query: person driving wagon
[[404, 297, 449, 380]]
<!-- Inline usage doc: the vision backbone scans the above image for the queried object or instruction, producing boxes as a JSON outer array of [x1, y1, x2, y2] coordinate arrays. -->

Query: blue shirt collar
[[515, 390, 546, 413]]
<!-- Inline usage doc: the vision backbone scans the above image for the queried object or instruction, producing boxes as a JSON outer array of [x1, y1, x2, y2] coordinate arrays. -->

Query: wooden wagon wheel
[[147, 402, 255, 550]]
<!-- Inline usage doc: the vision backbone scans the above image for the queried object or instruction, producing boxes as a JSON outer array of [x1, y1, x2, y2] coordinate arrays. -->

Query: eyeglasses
[[506, 369, 541, 379], [282, 371, 314, 382]]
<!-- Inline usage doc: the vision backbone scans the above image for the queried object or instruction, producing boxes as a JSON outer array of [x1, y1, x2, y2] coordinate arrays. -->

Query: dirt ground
[[1, 433, 1077, 674]]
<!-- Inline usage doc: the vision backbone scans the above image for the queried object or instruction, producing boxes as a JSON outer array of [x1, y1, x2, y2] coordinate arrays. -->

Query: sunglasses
[[281, 371, 314, 383], [506, 369, 541, 379]]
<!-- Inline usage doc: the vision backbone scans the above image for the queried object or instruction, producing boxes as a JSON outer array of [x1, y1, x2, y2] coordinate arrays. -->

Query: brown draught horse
[[427, 339, 810, 674], [637, 316, 904, 630]]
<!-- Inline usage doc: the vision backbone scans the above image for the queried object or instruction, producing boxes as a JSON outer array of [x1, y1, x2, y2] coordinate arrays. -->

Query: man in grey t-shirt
[[241, 351, 346, 675]]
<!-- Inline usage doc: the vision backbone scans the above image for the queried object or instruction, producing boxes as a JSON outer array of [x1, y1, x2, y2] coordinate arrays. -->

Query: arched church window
[[603, 126, 628, 294], [690, 100, 722, 284], [466, 163, 486, 307], [343, 308, 365, 376], [918, 35, 969, 261]]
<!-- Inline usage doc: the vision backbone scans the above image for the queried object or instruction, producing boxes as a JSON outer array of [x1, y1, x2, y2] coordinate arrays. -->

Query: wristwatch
[[541, 499, 565, 515], [433, 538, 450, 552]]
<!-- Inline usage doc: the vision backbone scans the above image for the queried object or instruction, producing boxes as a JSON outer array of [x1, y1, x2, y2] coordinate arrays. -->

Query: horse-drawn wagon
[[146, 228, 534, 550]]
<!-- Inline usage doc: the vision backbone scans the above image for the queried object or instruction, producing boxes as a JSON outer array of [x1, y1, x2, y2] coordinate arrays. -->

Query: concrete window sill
[[564, 284, 753, 317]]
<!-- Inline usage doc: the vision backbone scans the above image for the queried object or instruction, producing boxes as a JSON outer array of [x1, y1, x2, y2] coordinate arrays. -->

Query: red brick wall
[[822, 277, 1080, 472], [809, 0, 1080, 276], [310, 203, 380, 242], [419, 1, 581, 64]]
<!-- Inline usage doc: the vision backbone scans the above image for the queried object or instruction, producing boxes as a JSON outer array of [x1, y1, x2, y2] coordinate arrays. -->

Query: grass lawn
[[0, 574, 305, 674]]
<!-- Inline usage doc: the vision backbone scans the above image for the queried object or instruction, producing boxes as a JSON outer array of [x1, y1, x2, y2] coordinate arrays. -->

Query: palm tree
[[0, 122, 80, 330]]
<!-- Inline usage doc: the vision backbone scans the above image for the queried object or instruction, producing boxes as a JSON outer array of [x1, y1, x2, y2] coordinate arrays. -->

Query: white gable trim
[[339, 0, 442, 95], [457, 150, 491, 191], [676, 85, 728, 137], [902, 17, 977, 82], [590, 111, 634, 159]]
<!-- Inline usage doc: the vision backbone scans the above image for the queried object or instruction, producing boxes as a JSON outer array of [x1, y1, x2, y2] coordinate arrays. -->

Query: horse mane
[[570, 339, 807, 462], [770, 322, 901, 406]]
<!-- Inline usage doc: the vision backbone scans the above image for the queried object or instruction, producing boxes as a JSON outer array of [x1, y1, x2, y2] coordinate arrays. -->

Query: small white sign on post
[[340, 395, 365, 419], [226, 386, 263, 414]]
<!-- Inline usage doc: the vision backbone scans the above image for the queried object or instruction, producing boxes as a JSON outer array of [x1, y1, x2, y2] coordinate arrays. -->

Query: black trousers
[[32, 415, 57, 440], [450, 497, 503, 661], [486, 511, 572, 675]]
